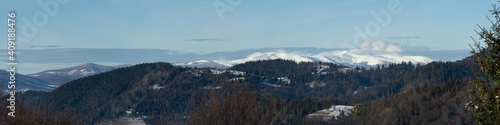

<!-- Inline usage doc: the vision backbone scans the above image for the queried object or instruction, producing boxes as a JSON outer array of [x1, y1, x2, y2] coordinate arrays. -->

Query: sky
[[0, 0, 496, 53]]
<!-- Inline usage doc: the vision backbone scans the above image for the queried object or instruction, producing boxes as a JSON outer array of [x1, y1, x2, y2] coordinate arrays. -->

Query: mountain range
[[1, 48, 468, 92], [212, 49, 434, 67], [3, 47, 469, 74], [27, 63, 122, 86], [2, 63, 121, 92], [175, 47, 441, 68]]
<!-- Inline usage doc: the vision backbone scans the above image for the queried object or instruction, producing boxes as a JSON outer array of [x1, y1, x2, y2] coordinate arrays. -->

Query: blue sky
[[0, 0, 497, 53]]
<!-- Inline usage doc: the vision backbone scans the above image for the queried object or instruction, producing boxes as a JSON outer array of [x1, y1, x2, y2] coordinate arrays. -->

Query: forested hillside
[[336, 79, 474, 125], [1, 57, 478, 124]]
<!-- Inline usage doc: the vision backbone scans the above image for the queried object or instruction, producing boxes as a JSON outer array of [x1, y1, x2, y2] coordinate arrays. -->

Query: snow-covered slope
[[210, 41, 434, 67], [311, 49, 433, 67], [173, 60, 229, 69], [307, 105, 354, 121], [214, 50, 314, 66], [191, 48, 434, 68]]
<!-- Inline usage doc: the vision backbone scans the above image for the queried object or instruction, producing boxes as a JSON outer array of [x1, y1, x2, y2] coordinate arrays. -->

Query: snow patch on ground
[[307, 105, 354, 121]]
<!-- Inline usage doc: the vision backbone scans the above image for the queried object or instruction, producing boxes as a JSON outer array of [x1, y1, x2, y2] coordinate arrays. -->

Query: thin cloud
[[358, 41, 403, 53], [186, 38, 226, 42], [28, 45, 65, 49], [387, 36, 423, 40]]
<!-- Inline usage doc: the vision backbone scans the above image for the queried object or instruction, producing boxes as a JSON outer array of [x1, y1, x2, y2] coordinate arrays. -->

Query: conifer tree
[[468, 2, 500, 125]]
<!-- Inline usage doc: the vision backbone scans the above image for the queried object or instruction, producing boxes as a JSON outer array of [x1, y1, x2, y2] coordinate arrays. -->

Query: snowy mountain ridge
[[28, 63, 121, 86], [179, 48, 434, 68]]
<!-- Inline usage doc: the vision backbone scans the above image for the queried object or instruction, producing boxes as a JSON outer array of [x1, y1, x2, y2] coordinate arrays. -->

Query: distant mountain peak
[[75, 62, 99, 67], [28, 63, 121, 86]]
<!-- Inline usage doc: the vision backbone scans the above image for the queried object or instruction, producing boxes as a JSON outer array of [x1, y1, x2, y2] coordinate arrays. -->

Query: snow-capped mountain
[[179, 41, 457, 67], [173, 60, 229, 69], [28, 63, 121, 86], [193, 49, 435, 68], [3, 46, 469, 74]]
